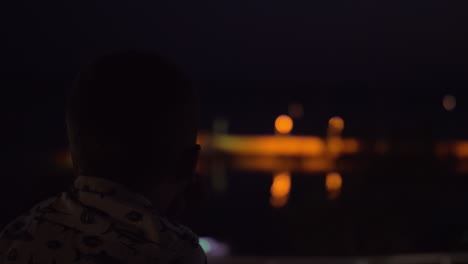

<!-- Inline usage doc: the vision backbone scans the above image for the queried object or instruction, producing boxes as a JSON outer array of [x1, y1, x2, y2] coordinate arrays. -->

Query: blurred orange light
[[213, 135, 326, 157], [271, 172, 292, 198], [270, 195, 289, 208], [443, 94, 457, 111], [343, 139, 360, 153], [328, 190, 341, 200], [196, 133, 208, 148], [327, 137, 344, 157], [234, 156, 332, 173], [326, 172, 343, 192], [329, 116, 345, 131], [270, 172, 291, 208], [275, 115, 294, 134], [301, 158, 334, 172], [454, 142, 468, 158]]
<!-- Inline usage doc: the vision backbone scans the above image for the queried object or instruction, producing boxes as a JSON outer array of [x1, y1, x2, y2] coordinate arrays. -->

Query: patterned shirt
[[0, 176, 206, 264]]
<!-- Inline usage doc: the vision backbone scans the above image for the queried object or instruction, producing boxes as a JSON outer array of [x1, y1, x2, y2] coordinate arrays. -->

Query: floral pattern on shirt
[[0, 176, 206, 264]]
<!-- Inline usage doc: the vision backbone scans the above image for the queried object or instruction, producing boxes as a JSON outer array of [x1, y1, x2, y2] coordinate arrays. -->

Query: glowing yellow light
[[288, 103, 304, 119], [326, 172, 343, 191], [275, 115, 294, 134], [271, 172, 292, 198], [270, 195, 289, 208], [233, 156, 332, 173], [443, 94, 456, 111], [329, 116, 345, 131], [213, 135, 326, 157], [202, 133, 360, 159], [343, 139, 360, 153], [327, 137, 344, 157]]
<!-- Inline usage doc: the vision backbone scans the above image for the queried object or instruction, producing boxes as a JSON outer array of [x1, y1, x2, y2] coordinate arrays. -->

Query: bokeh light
[[329, 116, 345, 131], [275, 115, 294, 134], [328, 190, 341, 200], [270, 172, 292, 208], [271, 172, 292, 198], [214, 135, 325, 157], [344, 139, 360, 153], [326, 172, 343, 192], [327, 137, 344, 157], [443, 94, 457, 111], [454, 142, 468, 158]]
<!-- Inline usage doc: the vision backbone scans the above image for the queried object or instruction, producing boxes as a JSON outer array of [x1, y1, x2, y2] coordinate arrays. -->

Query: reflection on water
[[199, 115, 350, 209], [270, 172, 291, 208], [326, 172, 343, 200]]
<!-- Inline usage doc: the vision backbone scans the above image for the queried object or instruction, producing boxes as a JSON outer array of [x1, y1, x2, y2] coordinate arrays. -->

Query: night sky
[[3, 0, 468, 78], [3, 0, 468, 134]]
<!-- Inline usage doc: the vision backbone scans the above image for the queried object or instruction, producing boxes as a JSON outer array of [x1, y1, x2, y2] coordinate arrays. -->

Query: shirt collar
[[73, 176, 155, 211], [71, 176, 161, 243]]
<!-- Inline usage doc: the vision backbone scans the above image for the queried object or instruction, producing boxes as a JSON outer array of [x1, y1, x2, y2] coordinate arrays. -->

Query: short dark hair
[[66, 51, 199, 190]]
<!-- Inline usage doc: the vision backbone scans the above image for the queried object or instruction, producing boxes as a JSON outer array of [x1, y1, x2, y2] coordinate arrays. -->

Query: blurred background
[[3, 0, 468, 261]]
